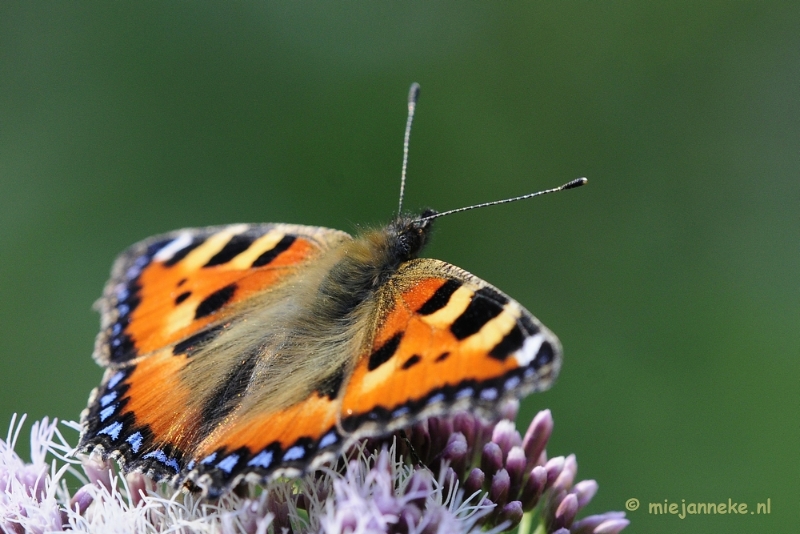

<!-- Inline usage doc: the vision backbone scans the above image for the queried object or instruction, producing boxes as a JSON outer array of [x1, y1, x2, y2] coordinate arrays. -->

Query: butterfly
[[79, 84, 586, 497]]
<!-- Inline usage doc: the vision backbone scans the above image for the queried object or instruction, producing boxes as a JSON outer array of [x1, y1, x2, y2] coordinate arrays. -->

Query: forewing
[[94, 223, 349, 366], [339, 258, 562, 432]]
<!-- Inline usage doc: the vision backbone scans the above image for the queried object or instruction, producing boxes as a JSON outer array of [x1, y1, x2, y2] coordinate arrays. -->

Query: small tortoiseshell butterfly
[[79, 84, 586, 497]]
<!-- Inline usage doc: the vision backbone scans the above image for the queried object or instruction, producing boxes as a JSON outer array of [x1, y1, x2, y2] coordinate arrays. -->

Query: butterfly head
[[387, 208, 437, 262]]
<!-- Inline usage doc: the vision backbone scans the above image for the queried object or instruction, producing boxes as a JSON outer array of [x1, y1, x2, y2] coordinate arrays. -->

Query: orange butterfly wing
[[80, 223, 350, 482], [340, 259, 561, 429]]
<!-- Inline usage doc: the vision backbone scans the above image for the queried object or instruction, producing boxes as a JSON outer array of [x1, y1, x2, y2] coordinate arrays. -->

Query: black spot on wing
[[316, 365, 346, 400], [174, 291, 191, 305], [195, 284, 236, 319], [173, 325, 225, 357], [489, 324, 525, 361], [417, 279, 462, 315], [163, 237, 205, 267], [450, 288, 505, 340], [435, 351, 450, 362], [368, 333, 403, 371], [204, 234, 255, 267], [402, 354, 422, 370], [251, 236, 296, 267]]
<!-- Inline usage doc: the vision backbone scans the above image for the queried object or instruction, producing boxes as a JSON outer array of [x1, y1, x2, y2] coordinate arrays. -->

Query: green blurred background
[[0, 3, 796, 532]]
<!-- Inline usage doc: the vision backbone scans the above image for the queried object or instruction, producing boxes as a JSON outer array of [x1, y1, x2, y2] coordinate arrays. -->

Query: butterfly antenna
[[418, 177, 588, 222], [398, 82, 421, 216]]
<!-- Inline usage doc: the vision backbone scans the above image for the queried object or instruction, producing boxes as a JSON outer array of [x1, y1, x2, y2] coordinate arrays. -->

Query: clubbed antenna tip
[[562, 177, 588, 190], [408, 83, 420, 106]]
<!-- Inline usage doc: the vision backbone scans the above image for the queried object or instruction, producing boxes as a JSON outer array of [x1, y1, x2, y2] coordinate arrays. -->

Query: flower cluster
[[369, 400, 629, 534], [0, 405, 628, 534]]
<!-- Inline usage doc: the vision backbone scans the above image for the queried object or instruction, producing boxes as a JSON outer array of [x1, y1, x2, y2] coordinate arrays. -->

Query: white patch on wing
[[153, 233, 194, 262], [513, 333, 545, 367]]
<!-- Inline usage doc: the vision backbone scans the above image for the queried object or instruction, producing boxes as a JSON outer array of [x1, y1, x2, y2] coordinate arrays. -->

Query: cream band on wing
[[177, 224, 250, 271], [462, 302, 521, 354], [419, 286, 473, 329], [220, 231, 287, 271]]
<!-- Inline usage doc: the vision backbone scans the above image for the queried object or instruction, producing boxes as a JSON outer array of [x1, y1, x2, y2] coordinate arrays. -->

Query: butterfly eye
[[391, 218, 432, 263]]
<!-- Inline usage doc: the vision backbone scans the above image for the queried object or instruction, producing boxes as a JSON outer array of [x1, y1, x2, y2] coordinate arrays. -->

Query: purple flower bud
[[446, 467, 461, 493], [408, 420, 431, 463], [452, 413, 478, 453], [125, 472, 152, 506], [535, 450, 547, 467], [571, 479, 598, 509], [302, 473, 330, 505], [552, 529, 571, 534], [522, 409, 553, 471], [405, 470, 432, 500], [499, 399, 519, 421], [498, 500, 524, 529], [81, 454, 113, 492], [481, 442, 503, 477], [552, 454, 577, 492], [266, 490, 291, 533], [68, 486, 95, 515], [594, 518, 631, 534], [544, 456, 565, 487], [571, 512, 627, 534], [544, 488, 567, 527], [463, 468, 485, 497], [551, 492, 578, 531], [504, 446, 526, 499], [489, 468, 510, 509], [427, 417, 454, 458], [491, 420, 521, 459], [520, 465, 547, 510], [441, 432, 468, 479]]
